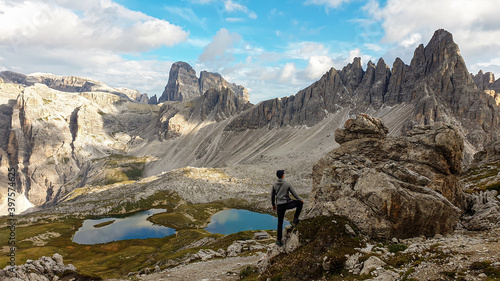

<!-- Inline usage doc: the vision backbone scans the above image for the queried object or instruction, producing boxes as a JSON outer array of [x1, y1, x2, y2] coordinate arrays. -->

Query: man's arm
[[289, 184, 303, 201]]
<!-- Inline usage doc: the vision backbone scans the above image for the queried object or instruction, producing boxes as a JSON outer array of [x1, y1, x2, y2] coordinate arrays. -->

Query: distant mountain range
[[0, 28, 499, 214]]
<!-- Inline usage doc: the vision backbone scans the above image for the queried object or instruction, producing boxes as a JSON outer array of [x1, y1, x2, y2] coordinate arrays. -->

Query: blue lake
[[72, 209, 175, 244], [72, 208, 289, 244], [205, 209, 290, 235]]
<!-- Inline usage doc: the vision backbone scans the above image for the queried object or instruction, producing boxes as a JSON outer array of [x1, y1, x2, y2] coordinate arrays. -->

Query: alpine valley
[[1, 29, 500, 281]]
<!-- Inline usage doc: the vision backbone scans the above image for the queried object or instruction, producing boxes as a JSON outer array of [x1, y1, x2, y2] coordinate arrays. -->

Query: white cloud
[[0, 0, 189, 98], [280, 62, 296, 82], [0, 0, 188, 53], [304, 0, 351, 8], [343, 48, 373, 67], [226, 17, 245, 23], [198, 28, 242, 63], [189, 0, 217, 3], [187, 37, 211, 48], [365, 0, 500, 74], [304, 55, 334, 79], [0, 44, 172, 96], [398, 33, 422, 48], [224, 0, 246, 12], [223, 0, 257, 19], [364, 43, 383, 52], [286, 42, 329, 60]]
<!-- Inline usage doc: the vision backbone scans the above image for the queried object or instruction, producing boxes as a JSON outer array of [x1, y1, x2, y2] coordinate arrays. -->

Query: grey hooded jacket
[[271, 178, 302, 206]]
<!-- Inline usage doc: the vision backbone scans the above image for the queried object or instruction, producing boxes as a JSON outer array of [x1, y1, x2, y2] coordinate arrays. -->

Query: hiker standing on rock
[[271, 170, 303, 246]]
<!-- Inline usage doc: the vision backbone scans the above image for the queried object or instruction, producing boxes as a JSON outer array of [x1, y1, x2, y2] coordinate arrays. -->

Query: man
[[271, 169, 303, 246]]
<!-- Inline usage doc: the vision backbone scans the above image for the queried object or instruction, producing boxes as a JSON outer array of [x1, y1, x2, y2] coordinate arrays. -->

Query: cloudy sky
[[1, 0, 499, 103]]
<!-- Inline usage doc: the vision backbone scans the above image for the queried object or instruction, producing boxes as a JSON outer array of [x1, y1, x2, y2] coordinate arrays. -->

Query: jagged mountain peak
[[158, 61, 249, 103], [226, 29, 500, 154]]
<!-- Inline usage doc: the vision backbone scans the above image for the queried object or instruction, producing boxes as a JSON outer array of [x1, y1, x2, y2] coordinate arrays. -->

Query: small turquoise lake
[[72, 208, 288, 244], [72, 209, 175, 244], [205, 209, 290, 235]]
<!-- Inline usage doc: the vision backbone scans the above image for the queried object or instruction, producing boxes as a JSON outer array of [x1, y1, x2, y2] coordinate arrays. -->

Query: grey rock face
[[147, 94, 158, 105], [0, 70, 27, 84], [158, 62, 249, 103], [157, 87, 251, 140], [472, 70, 500, 107], [159, 61, 200, 102], [199, 70, 249, 101], [476, 140, 500, 163], [226, 67, 349, 131], [462, 191, 500, 230], [339, 57, 364, 94], [308, 114, 466, 239], [473, 70, 495, 91]]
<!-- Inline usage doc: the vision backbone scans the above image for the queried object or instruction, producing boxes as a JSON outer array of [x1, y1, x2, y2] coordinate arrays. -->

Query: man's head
[[276, 170, 285, 179]]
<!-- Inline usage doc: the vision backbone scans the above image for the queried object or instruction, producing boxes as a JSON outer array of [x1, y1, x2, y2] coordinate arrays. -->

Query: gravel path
[[137, 254, 264, 281]]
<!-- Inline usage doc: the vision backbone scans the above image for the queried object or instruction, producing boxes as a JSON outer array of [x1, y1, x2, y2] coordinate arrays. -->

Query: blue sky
[[1, 0, 500, 103]]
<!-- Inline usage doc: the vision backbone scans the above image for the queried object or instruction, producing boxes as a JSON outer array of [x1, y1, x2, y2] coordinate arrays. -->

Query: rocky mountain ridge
[[0, 71, 150, 103], [157, 61, 249, 103], [226, 29, 500, 156]]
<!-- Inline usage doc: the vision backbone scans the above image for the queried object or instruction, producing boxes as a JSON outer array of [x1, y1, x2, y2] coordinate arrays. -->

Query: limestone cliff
[[157, 61, 249, 103], [0, 71, 150, 103], [0, 82, 159, 211]]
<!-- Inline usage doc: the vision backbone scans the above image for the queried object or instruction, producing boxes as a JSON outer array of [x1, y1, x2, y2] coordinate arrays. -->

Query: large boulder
[[308, 114, 466, 239], [335, 113, 388, 144]]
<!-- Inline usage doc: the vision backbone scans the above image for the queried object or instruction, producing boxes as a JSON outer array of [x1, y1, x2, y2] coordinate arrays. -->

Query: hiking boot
[[293, 218, 300, 226], [275, 240, 283, 247]]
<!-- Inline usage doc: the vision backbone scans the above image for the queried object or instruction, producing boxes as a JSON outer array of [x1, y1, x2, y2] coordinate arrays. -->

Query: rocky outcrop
[[199, 70, 249, 101], [308, 114, 466, 239], [473, 70, 496, 91], [148, 94, 158, 105], [0, 71, 27, 84], [473, 139, 500, 164], [200, 87, 251, 122], [0, 253, 87, 281], [158, 61, 249, 103], [473, 70, 500, 107], [157, 87, 251, 140], [225, 29, 500, 154], [462, 190, 500, 230], [461, 140, 500, 230], [334, 114, 388, 143]]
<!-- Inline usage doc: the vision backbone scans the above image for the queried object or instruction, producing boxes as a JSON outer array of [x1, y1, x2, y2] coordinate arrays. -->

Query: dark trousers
[[276, 200, 303, 241]]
